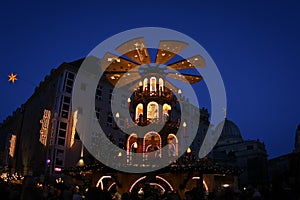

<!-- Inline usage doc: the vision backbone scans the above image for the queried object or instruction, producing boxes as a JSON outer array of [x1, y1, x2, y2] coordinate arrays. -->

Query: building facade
[[0, 57, 269, 196], [211, 119, 269, 187], [268, 124, 300, 198]]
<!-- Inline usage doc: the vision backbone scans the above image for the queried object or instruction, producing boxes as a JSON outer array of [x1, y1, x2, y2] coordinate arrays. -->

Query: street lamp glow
[[187, 147, 191, 154], [77, 158, 85, 166]]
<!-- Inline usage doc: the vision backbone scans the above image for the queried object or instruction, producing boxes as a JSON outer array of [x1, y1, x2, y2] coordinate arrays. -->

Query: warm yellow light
[[77, 158, 85, 167], [9, 135, 16, 157], [116, 112, 120, 119], [178, 89, 182, 95], [39, 109, 51, 146], [127, 98, 131, 103], [133, 142, 138, 148], [118, 152, 122, 157], [139, 81, 143, 87], [183, 122, 187, 128], [8, 73, 18, 83], [187, 147, 191, 154], [222, 184, 230, 188], [70, 110, 78, 147]]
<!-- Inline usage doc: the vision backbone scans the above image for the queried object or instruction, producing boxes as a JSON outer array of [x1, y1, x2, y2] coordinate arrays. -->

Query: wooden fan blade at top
[[115, 37, 151, 65], [155, 40, 189, 65], [129, 79, 144, 91], [164, 80, 179, 93], [105, 72, 141, 88], [102, 52, 140, 73], [166, 55, 206, 70], [167, 73, 203, 84]]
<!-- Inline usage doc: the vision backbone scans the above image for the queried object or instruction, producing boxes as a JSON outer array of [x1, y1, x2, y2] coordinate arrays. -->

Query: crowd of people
[[0, 176, 299, 200]]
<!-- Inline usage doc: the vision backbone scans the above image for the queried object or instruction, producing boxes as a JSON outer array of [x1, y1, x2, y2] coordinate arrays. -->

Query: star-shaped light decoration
[[8, 73, 18, 83]]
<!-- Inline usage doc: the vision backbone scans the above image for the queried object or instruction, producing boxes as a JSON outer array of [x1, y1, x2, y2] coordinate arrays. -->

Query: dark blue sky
[[1, 0, 300, 158]]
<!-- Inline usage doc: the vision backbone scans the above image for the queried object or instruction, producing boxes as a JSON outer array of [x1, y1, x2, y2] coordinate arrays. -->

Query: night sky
[[1, 0, 300, 158]]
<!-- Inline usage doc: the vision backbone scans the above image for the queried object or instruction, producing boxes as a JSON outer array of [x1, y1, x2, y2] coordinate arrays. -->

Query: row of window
[[95, 85, 128, 108], [63, 72, 75, 94], [142, 77, 164, 92], [135, 102, 171, 121], [53, 71, 75, 168]]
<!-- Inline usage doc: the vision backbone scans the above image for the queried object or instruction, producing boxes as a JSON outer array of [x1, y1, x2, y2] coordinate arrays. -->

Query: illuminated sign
[[9, 135, 16, 157], [70, 110, 78, 147], [39, 109, 51, 146]]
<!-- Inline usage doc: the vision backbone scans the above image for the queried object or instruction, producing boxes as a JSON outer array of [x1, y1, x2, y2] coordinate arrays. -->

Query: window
[[121, 94, 127, 108], [167, 134, 178, 157], [55, 158, 63, 166], [247, 145, 254, 150], [64, 96, 70, 104], [150, 77, 156, 93], [135, 103, 143, 121], [67, 72, 75, 80], [56, 122, 67, 147], [147, 102, 159, 119], [56, 149, 64, 158], [95, 107, 101, 120], [143, 78, 148, 91], [59, 96, 71, 119], [58, 138, 65, 146], [159, 78, 164, 92], [109, 89, 114, 104], [107, 112, 113, 127], [163, 104, 171, 121], [63, 71, 75, 94], [58, 130, 66, 137], [59, 122, 67, 130], [143, 132, 162, 159], [96, 85, 103, 100]]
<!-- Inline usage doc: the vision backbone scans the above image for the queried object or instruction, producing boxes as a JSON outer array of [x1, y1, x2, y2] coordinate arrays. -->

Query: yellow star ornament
[[8, 73, 18, 83]]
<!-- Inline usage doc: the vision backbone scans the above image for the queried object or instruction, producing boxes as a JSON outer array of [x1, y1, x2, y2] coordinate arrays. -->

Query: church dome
[[215, 119, 243, 145]]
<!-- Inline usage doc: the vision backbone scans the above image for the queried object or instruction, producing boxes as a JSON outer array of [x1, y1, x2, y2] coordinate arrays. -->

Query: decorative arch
[[127, 133, 137, 164], [96, 176, 112, 190], [129, 175, 174, 193], [129, 176, 147, 193], [147, 101, 159, 120], [108, 182, 116, 191], [191, 177, 209, 191], [143, 131, 162, 160]]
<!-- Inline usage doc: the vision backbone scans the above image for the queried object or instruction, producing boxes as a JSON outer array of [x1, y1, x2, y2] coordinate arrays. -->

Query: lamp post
[[127, 98, 131, 109], [114, 112, 120, 129], [178, 89, 182, 100], [77, 144, 85, 167], [139, 81, 143, 93], [186, 147, 191, 154], [133, 142, 138, 153], [183, 121, 187, 137]]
